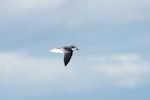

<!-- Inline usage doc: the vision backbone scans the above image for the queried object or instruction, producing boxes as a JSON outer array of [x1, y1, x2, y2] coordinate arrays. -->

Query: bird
[[49, 45, 79, 66]]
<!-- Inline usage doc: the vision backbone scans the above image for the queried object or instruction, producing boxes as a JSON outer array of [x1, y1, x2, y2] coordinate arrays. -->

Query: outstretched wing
[[64, 51, 73, 66]]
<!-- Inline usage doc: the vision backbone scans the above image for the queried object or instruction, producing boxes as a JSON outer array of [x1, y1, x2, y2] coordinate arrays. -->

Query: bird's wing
[[64, 51, 73, 66]]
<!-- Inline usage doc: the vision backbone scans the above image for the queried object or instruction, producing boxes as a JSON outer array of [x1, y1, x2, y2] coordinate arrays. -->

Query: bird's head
[[70, 45, 79, 51]]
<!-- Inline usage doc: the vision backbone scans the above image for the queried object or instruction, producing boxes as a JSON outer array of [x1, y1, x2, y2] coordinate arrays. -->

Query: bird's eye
[[71, 46, 75, 48]]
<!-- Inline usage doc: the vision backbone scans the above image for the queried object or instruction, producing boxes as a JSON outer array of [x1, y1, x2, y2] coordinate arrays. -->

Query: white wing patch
[[49, 48, 64, 54]]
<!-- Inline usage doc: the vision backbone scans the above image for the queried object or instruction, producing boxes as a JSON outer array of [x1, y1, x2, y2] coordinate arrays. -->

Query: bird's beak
[[76, 48, 79, 51]]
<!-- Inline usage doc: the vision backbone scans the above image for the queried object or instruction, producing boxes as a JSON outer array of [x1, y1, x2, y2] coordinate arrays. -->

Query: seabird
[[49, 45, 79, 66]]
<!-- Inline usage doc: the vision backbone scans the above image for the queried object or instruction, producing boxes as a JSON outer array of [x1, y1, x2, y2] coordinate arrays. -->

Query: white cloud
[[2, 0, 66, 11], [0, 52, 149, 93], [0, 0, 67, 23], [110, 54, 140, 61], [1, 0, 150, 25]]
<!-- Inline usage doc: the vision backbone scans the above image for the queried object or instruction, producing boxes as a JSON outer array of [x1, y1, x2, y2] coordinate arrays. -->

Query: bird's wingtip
[[64, 63, 67, 66]]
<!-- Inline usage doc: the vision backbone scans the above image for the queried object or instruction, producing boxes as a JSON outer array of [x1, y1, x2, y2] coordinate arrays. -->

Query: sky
[[0, 0, 150, 100]]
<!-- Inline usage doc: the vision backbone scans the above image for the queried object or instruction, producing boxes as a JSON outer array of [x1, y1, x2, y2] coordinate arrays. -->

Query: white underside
[[49, 48, 64, 54]]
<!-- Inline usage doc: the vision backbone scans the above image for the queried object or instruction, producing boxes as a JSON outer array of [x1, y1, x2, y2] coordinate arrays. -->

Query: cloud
[[83, 54, 150, 88], [1, 0, 150, 25], [0, 0, 67, 24], [0, 52, 149, 93], [2, 0, 66, 12]]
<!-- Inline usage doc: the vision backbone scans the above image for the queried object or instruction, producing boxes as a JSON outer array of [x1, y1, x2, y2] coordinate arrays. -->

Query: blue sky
[[0, 0, 150, 100]]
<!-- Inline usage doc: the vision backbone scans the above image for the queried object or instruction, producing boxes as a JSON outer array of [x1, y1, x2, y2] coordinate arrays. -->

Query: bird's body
[[49, 45, 79, 66]]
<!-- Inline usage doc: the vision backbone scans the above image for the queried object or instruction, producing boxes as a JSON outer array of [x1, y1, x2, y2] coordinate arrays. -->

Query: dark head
[[69, 45, 79, 51]]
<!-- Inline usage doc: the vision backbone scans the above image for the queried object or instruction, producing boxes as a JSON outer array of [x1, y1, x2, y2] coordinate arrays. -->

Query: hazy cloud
[[1, 0, 150, 25], [0, 52, 149, 93]]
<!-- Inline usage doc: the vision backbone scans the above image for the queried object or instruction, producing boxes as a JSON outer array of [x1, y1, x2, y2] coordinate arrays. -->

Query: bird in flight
[[49, 45, 79, 66]]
